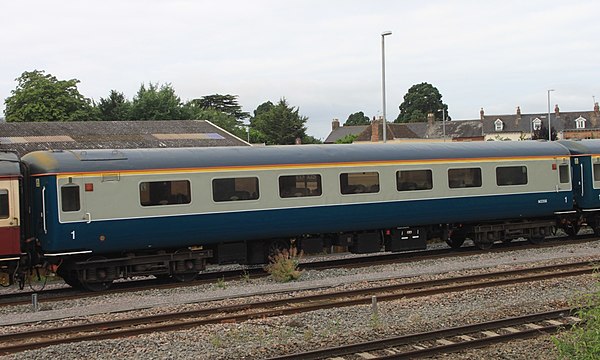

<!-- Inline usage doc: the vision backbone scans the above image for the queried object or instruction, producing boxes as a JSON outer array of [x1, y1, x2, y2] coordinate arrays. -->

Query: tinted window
[[594, 164, 600, 182], [496, 166, 528, 186], [0, 189, 8, 219], [340, 172, 379, 194], [213, 177, 259, 202], [61, 185, 81, 212], [560, 164, 570, 184], [448, 168, 482, 188], [140, 180, 191, 206], [279, 174, 322, 198], [397, 170, 433, 191]]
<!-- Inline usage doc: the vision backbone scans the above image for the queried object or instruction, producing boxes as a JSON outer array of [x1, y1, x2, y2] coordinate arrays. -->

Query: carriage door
[[569, 156, 585, 207], [0, 179, 21, 257]]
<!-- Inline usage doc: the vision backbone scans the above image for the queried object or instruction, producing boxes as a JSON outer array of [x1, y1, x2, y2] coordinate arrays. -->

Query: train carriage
[[557, 140, 600, 235], [0, 151, 22, 284], [14, 141, 574, 290]]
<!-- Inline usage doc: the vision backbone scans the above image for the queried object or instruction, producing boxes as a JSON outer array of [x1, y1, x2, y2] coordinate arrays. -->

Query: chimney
[[516, 106, 521, 126], [554, 104, 560, 118], [371, 118, 380, 142], [592, 102, 599, 128], [480, 107, 485, 120], [332, 118, 340, 130]]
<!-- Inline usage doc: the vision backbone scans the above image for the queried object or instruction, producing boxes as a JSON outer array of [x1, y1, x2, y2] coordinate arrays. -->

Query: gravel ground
[[2, 239, 600, 359]]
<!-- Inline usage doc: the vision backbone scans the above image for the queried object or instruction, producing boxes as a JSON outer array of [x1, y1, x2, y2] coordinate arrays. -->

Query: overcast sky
[[2, 0, 599, 140]]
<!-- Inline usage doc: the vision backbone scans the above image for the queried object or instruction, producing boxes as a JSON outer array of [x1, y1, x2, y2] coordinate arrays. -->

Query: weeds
[[216, 276, 227, 289], [265, 247, 303, 282]]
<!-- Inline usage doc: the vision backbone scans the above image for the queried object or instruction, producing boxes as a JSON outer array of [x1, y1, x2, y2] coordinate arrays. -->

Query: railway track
[[0, 259, 596, 356], [268, 308, 580, 359], [0, 235, 594, 308]]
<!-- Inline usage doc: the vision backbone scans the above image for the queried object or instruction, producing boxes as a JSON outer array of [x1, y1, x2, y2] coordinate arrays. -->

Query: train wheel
[[171, 249, 199, 282], [564, 224, 580, 237], [445, 237, 465, 249], [445, 227, 466, 249], [56, 265, 83, 289], [529, 235, 545, 245], [80, 256, 114, 292], [475, 241, 493, 250]]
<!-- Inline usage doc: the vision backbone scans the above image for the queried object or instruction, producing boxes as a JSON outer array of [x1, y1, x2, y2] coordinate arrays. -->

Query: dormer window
[[532, 118, 542, 131], [575, 116, 587, 129], [494, 119, 504, 131]]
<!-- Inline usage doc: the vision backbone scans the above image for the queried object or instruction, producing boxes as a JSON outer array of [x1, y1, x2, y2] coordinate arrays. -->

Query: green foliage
[[250, 98, 309, 145], [344, 111, 370, 126], [335, 134, 358, 144], [302, 135, 323, 144], [216, 276, 227, 289], [189, 94, 249, 120], [264, 247, 303, 282], [554, 289, 600, 359], [189, 107, 243, 134], [4, 70, 99, 122], [97, 90, 131, 120], [129, 82, 187, 120], [395, 82, 449, 123]]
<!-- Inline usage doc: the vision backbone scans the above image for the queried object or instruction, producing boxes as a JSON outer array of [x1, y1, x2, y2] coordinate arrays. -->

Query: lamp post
[[381, 31, 392, 143], [547, 89, 554, 141]]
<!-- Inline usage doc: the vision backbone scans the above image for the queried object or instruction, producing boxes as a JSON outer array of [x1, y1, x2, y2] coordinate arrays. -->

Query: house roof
[[483, 110, 600, 134], [0, 120, 249, 156], [324, 125, 368, 143]]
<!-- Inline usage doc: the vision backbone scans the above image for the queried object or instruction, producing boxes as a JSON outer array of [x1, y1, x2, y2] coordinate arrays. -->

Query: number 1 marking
[[71, 230, 76, 240]]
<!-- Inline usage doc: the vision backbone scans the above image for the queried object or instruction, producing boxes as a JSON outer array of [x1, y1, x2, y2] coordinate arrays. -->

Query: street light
[[547, 89, 554, 141], [381, 31, 392, 143]]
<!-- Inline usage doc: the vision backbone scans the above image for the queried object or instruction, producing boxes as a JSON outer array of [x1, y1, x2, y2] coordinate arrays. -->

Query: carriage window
[[340, 172, 379, 194], [61, 185, 81, 212], [560, 164, 570, 183], [397, 170, 433, 191], [279, 174, 322, 198], [0, 189, 9, 219], [593, 164, 600, 182], [140, 180, 191, 206], [496, 166, 528, 186], [448, 168, 482, 188], [213, 177, 259, 202]]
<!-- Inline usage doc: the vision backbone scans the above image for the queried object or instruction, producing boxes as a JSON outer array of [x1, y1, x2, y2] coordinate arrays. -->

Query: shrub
[[265, 247, 303, 282], [553, 280, 600, 359]]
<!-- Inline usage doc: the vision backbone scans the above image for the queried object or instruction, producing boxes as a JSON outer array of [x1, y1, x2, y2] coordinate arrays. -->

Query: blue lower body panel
[[43, 191, 572, 254]]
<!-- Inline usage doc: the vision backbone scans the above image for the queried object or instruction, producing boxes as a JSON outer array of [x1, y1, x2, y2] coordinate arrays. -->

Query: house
[[325, 102, 600, 143], [0, 120, 250, 156]]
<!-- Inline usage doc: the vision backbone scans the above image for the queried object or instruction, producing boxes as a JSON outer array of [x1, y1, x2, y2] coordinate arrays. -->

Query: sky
[[1, 0, 599, 140]]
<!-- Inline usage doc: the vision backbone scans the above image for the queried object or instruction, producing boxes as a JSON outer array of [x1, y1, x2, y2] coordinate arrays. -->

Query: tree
[[97, 90, 131, 120], [4, 70, 99, 122], [532, 124, 557, 141], [188, 94, 250, 120], [190, 107, 247, 138], [335, 134, 358, 144], [129, 82, 186, 120], [344, 111, 371, 126], [395, 82, 449, 123], [250, 98, 309, 145]]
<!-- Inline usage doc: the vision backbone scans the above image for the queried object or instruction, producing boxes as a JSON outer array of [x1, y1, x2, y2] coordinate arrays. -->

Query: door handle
[[85, 213, 92, 224]]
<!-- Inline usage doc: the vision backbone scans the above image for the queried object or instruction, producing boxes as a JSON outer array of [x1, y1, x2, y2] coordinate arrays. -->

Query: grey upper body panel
[[22, 141, 573, 175]]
